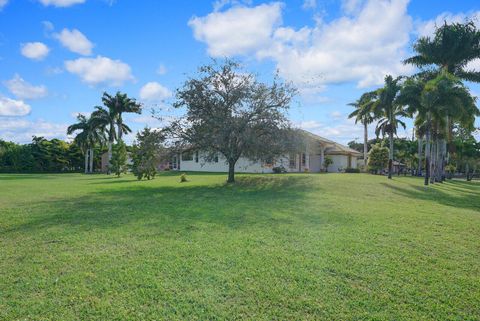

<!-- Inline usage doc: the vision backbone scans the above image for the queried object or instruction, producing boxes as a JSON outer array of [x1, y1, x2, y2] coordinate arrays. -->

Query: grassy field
[[0, 172, 479, 320]]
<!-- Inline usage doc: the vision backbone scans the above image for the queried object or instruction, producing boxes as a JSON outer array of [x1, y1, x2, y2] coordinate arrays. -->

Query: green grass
[[0, 172, 479, 320]]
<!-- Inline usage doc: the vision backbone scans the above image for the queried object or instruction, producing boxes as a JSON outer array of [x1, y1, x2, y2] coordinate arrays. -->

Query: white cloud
[[297, 118, 365, 144], [416, 11, 480, 38], [54, 28, 94, 55], [64, 55, 134, 86], [38, 0, 85, 7], [0, 118, 68, 143], [0, 0, 8, 10], [0, 96, 31, 116], [20, 42, 50, 61], [190, 0, 414, 89], [157, 64, 167, 75], [466, 58, 480, 72], [139, 82, 172, 102], [189, 2, 283, 56], [302, 0, 316, 10], [4, 74, 48, 100]]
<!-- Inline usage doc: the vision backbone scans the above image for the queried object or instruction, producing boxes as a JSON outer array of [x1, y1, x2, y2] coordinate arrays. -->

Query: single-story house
[[173, 130, 361, 173]]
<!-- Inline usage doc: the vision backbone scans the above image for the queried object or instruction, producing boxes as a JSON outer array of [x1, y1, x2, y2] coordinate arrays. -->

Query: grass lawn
[[0, 172, 479, 320]]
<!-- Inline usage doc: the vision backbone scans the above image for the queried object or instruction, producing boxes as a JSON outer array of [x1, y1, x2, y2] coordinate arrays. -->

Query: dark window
[[195, 151, 199, 163], [289, 154, 296, 168], [182, 151, 193, 161], [302, 153, 306, 166], [264, 157, 274, 167], [214, 154, 219, 163]]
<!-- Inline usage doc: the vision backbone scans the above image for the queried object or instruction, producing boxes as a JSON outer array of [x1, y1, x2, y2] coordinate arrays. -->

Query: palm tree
[[67, 114, 105, 173], [348, 91, 376, 168], [91, 92, 142, 171], [398, 71, 478, 185], [101, 92, 142, 140], [405, 21, 480, 180], [372, 75, 407, 179]]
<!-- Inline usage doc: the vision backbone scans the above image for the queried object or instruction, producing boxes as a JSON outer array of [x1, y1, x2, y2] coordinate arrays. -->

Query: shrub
[[345, 167, 360, 173], [323, 156, 333, 172], [368, 144, 389, 174], [272, 166, 286, 174], [180, 173, 188, 182]]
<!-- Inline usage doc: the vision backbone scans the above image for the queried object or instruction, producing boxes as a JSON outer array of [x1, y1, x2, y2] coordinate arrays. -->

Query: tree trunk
[[117, 123, 122, 141], [227, 160, 235, 183], [430, 138, 436, 184], [417, 137, 423, 176], [89, 148, 94, 173], [84, 149, 89, 174], [424, 127, 431, 186], [363, 122, 368, 168], [388, 131, 393, 179], [107, 140, 113, 174], [466, 163, 470, 181]]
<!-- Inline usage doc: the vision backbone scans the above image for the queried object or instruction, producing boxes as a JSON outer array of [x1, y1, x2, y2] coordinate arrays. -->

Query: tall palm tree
[[398, 71, 478, 185], [372, 75, 407, 179], [101, 92, 142, 140], [67, 114, 105, 173], [348, 91, 376, 167], [405, 21, 480, 179]]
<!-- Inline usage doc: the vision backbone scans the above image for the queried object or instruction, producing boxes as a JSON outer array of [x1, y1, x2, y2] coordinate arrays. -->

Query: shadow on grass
[[4, 175, 320, 235], [0, 174, 63, 180], [380, 180, 480, 211]]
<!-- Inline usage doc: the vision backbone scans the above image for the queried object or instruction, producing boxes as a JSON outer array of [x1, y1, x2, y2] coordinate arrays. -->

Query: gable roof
[[300, 129, 362, 156]]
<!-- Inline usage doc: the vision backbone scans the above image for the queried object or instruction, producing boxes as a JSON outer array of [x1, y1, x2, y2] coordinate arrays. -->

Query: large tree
[[91, 92, 141, 172], [67, 114, 105, 173], [169, 60, 297, 183], [372, 75, 407, 179], [348, 91, 376, 168]]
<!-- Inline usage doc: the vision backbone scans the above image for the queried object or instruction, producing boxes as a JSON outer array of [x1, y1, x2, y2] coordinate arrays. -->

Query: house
[[173, 130, 362, 173]]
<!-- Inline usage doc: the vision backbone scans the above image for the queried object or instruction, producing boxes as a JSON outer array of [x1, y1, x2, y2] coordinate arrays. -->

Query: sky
[[0, 0, 479, 145]]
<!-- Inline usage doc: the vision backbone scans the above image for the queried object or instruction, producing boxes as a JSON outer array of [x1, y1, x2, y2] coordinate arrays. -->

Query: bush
[[345, 167, 360, 173], [272, 166, 286, 174], [180, 173, 188, 182]]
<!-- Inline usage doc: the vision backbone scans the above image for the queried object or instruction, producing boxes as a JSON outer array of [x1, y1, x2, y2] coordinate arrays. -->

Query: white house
[[171, 130, 361, 173]]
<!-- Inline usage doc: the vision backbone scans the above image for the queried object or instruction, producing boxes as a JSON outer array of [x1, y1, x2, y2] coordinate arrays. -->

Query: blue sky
[[0, 0, 479, 145]]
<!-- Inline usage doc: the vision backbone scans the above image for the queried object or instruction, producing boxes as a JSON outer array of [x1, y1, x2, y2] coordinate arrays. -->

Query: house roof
[[300, 129, 362, 156]]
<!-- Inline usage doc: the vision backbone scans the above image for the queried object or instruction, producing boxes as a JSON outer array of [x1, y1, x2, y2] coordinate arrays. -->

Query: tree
[[91, 92, 142, 172], [405, 21, 480, 180], [168, 60, 297, 183], [323, 156, 333, 172], [67, 114, 105, 173], [131, 127, 165, 180], [367, 144, 389, 174], [348, 91, 376, 168], [109, 140, 128, 177], [372, 75, 407, 179]]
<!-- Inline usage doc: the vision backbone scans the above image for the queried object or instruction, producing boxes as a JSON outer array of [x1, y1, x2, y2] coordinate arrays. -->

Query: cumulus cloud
[[139, 82, 172, 102], [38, 0, 85, 7], [64, 55, 134, 86], [4, 74, 48, 100], [54, 28, 94, 55], [20, 42, 50, 61], [0, 118, 68, 143], [302, 0, 316, 10], [189, 2, 282, 56], [190, 0, 414, 89], [0, 96, 31, 116], [416, 11, 480, 37]]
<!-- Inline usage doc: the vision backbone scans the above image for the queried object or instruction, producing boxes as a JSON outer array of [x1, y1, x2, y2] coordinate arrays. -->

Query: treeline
[[0, 137, 103, 173]]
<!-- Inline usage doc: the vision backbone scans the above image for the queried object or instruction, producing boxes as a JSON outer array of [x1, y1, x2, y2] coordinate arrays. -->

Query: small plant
[[323, 156, 333, 172], [180, 173, 188, 182], [272, 166, 286, 174], [345, 167, 360, 173]]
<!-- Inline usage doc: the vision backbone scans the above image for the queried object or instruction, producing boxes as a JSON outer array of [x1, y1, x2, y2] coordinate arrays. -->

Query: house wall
[[327, 154, 357, 172]]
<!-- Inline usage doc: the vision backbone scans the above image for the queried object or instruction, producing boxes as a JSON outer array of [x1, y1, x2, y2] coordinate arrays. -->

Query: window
[[182, 151, 193, 161], [214, 154, 219, 163], [195, 151, 199, 163], [289, 154, 296, 168], [301, 153, 306, 166], [264, 157, 274, 167]]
